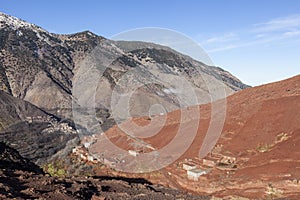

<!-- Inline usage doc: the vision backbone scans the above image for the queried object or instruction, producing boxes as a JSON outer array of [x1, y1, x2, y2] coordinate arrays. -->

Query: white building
[[87, 155, 94, 162], [80, 153, 87, 160], [83, 142, 91, 148], [187, 169, 207, 181], [72, 148, 77, 154], [183, 163, 197, 171], [87, 155, 98, 163], [128, 150, 139, 157]]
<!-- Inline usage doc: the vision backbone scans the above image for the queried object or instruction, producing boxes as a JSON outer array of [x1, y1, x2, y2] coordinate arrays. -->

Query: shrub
[[265, 184, 283, 199], [43, 162, 67, 177], [257, 143, 270, 153]]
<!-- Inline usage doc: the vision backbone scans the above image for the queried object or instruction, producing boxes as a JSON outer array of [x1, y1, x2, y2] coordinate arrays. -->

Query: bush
[[265, 184, 283, 199], [43, 162, 67, 177], [257, 143, 270, 153]]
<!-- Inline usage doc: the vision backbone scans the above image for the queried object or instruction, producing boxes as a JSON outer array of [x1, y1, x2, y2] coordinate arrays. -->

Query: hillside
[[90, 75, 300, 199], [0, 90, 50, 130], [0, 90, 77, 164]]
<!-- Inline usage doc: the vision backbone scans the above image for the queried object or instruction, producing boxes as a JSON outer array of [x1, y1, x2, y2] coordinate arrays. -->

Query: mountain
[[0, 12, 249, 130], [113, 40, 248, 91], [0, 13, 75, 113], [0, 11, 298, 199], [93, 75, 300, 199]]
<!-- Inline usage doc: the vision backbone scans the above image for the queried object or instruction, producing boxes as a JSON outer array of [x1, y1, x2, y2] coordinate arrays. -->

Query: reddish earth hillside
[[90, 75, 300, 199]]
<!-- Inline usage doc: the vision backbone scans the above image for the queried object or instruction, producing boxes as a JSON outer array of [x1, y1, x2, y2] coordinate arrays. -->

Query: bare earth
[[90, 75, 300, 199]]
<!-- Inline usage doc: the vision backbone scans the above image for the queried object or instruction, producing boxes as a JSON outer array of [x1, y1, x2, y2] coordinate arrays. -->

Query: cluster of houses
[[72, 145, 98, 164], [181, 152, 237, 181], [72, 134, 144, 168], [25, 116, 78, 134], [72, 134, 237, 183], [44, 122, 78, 134], [25, 115, 54, 123]]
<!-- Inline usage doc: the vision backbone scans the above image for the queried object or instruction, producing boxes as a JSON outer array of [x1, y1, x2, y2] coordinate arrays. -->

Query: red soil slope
[[92, 75, 300, 199]]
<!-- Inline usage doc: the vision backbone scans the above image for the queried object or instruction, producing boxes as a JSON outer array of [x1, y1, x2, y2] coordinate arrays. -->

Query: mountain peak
[[0, 12, 46, 33]]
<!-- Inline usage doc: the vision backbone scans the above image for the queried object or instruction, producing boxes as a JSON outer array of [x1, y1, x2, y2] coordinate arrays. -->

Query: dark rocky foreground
[[0, 90, 78, 165], [0, 142, 210, 200]]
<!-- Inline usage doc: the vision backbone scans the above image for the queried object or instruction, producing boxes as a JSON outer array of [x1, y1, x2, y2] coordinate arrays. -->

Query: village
[[71, 134, 238, 183], [25, 115, 78, 134]]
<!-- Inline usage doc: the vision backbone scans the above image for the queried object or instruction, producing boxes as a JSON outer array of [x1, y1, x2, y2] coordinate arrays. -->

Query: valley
[[0, 11, 299, 200]]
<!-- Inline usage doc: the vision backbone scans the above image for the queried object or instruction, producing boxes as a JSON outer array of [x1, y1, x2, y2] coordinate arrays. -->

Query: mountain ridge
[[0, 12, 249, 120]]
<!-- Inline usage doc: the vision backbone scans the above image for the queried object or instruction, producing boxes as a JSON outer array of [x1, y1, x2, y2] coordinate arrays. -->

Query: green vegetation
[[257, 132, 290, 153], [265, 184, 283, 199], [43, 161, 67, 177], [256, 143, 271, 153]]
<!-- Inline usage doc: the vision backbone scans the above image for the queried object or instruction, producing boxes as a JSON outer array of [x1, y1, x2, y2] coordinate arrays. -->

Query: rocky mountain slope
[[0, 12, 249, 125], [0, 90, 50, 130], [114, 40, 248, 91], [0, 141, 42, 173], [0, 142, 210, 200], [94, 75, 300, 199], [0, 11, 249, 175], [0, 90, 77, 165]]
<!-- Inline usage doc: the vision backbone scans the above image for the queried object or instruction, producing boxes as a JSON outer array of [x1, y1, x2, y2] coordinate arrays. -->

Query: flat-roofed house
[[187, 169, 207, 181], [183, 163, 197, 171], [128, 150, 139, 157]]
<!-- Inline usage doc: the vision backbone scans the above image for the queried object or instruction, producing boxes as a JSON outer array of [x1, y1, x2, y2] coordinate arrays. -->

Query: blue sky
[[1, 0, 300, 86]]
